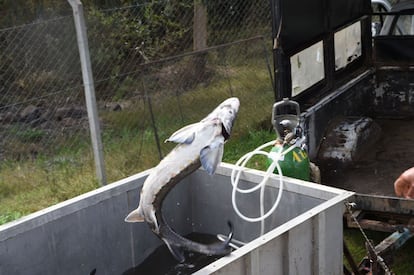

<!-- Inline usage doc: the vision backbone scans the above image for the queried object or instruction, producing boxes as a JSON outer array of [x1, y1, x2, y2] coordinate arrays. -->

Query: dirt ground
[[320, 119, 414, 196]]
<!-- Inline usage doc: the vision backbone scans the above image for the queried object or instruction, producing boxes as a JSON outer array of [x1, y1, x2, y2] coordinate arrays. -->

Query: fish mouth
[[222, 124, 230, 140], [221, 97, 239, 139]]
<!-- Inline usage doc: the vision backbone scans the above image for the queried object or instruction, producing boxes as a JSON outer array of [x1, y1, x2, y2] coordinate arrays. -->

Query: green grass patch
[[0, 211, 25, 224], [344, 228, 414, 274], [224, 129, 275, 169]]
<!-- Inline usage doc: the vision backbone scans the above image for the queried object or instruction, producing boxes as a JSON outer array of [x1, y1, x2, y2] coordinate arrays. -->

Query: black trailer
[[270, 0, 414, 273]]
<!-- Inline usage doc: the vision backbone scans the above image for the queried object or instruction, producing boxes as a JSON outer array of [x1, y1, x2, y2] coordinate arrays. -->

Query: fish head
[[204, 97, 240, 140]]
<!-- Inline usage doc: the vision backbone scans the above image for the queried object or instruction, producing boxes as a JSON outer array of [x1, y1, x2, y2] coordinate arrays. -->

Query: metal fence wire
[[0, 0, 274, 186], [0, 15, 86, 160]]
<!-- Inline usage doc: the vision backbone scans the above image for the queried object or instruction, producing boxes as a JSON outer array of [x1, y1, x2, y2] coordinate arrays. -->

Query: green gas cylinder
[[267, 143, 310, 181]]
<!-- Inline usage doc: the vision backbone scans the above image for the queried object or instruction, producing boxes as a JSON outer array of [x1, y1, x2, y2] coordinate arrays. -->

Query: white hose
[[230, 137, 304, 234]]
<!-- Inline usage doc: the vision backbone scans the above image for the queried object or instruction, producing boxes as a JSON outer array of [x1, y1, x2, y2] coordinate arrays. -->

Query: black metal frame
[[270, 0, 372, 104]]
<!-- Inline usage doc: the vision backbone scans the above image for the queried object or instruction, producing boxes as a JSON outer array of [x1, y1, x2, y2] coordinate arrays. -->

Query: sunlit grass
[[0, 156, 99, 223]]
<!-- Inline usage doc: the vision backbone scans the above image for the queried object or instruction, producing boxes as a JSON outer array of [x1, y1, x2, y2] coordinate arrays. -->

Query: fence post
[[68, 0, 107, 185], [193, 0, 207, 51]]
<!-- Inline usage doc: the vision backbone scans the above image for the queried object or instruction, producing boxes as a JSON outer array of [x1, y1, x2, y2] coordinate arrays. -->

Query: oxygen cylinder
[[267, 143, 310, 181], [267, 98, 311, 181]]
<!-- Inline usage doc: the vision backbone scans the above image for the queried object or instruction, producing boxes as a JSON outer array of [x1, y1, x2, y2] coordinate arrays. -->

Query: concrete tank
[[0, 163, 353, 274]]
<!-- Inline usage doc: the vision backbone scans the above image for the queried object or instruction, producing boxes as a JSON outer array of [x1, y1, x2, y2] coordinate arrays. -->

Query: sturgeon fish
[[125, 97, 240, 262]]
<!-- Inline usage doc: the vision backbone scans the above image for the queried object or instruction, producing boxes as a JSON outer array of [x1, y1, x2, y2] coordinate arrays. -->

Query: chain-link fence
[[97, 36, 275, 180], [0, 0, 274, 217], [0, 14, 88, 160]]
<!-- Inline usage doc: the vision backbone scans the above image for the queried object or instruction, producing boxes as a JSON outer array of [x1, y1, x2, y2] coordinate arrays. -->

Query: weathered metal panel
[[302, 69, 374, 159], [287, 219, 314, 274], [194, 165, 353, 274], [350, 193, 414, 215], [302, 68, 414, 160], [193, 201, 347, 275], [314, 203, 344, 274], [372, 69, 414, 117]]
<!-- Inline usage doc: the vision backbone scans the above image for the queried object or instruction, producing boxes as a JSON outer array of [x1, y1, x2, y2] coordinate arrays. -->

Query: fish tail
[[161, 237, 186, 263], [159, 221, 233, 263]]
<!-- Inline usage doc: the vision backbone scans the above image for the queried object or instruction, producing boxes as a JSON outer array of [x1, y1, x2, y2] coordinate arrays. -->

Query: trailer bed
[[321, 118, 414, 197]]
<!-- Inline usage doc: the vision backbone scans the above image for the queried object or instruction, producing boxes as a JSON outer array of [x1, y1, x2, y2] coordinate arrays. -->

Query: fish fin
[[124, 207, 145, 223], [200, 136, 224, 175], [163, 238, 186, 263], [165, 123, 199, 144]]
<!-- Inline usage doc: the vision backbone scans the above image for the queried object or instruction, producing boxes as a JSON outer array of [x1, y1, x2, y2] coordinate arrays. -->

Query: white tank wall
[[0, 163, 353, 275]]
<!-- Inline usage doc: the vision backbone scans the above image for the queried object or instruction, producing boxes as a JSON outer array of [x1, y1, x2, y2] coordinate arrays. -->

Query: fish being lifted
[[125, 97, 240, 263]]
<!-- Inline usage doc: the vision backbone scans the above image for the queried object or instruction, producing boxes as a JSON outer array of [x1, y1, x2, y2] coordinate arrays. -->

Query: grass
[[0, 155, 99, 221], [344, 228, 414, 274]]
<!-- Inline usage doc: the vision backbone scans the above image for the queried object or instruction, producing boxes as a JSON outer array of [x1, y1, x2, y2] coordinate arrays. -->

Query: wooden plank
[[345, 203, 414, 232]]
